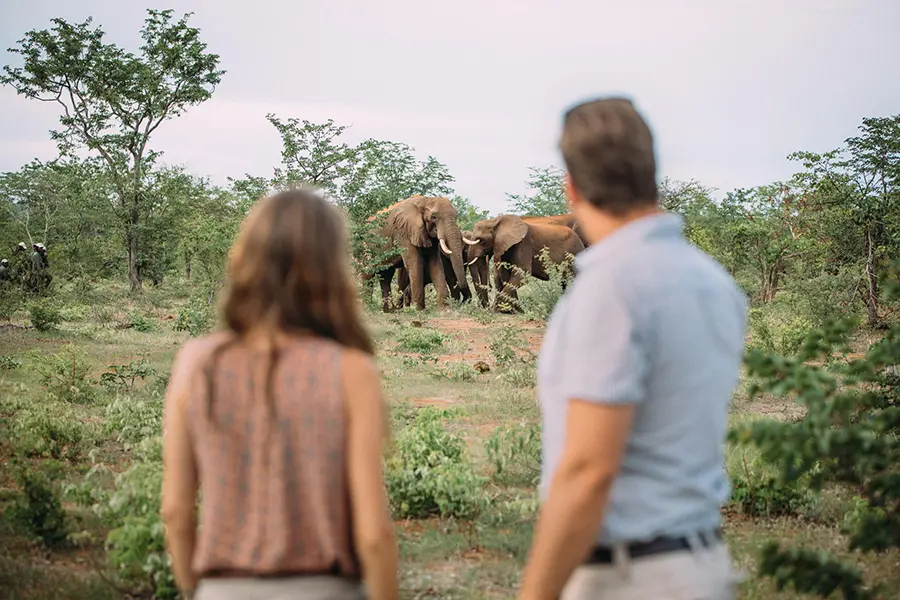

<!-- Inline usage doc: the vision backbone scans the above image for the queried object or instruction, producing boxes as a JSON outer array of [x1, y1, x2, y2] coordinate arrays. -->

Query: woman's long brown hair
[[204, 187, 374, 426]]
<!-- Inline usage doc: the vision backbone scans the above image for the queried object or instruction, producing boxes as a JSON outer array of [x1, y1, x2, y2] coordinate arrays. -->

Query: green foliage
[[173, 294, 214, 336], [395, 326, 448, 353], [28, 299, 62, 331], [485, 422, 542, 487], [100, 356, 158, 393], [432, 362, 479, 381], [5, 461, 70, 548], [103, 393, 163, 445], [747, 308, 815, 356], [728, 266, 900, 598], [506, 166, 567, 216], [512, 248, 576, 320], [728, 455, 817, 518], [12, 404, 87, 461], [0, 355, 23, 372], [69, 436, 176, 599], [488, 327, 536, 387], [1, 8, 224, 292], [385, 407, 487, 520], [37, 344, 97, 404]]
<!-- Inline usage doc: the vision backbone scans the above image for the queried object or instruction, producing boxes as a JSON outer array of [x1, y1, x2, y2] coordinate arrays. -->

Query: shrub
[[485, 422, 542, 487], [12, 404, 88, 461], [385, 407, 487, 520], [432, 362, 478, 381], [37, 344, 97, 404], [728, 267, 900, 599], [69, 436, 176, 599], [173, 295, 213, 337], [103, 393, 163, 445], [4, 461, 69, 548], [395, 327, 447, 353], [28, 300, 63, 331], [100, 356, 158, 393], [489, 327, 536, 387], [0, 355, 23, 372], [129, 312, 155, 333], [499, 248, 575, 319]]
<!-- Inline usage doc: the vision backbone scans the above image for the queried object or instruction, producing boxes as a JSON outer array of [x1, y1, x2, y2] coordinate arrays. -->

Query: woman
[[161, 188, 398, 600]]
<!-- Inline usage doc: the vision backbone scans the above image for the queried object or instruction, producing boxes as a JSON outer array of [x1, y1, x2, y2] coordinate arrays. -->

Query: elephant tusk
[[462, 237, 479, 246], [439, 237, 453, 255], [466, 257, 478, 266]]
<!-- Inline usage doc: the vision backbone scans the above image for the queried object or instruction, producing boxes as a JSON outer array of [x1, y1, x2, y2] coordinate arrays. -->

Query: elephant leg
[[428, 251, 449, 310], [473, 259, 490, 308], [442, 254, 464, 302], [404, 251, 426, 311], [397, 267, 411, 308], [378, 272, 394, 313], [497, 269, 525, 313]]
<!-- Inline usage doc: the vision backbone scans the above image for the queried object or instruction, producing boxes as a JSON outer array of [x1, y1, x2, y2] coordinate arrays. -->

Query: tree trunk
[[865, 223, 880, 328], [127, 202, 142, 293]]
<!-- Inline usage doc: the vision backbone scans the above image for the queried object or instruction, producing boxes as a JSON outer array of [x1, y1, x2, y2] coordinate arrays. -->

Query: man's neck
[[576, 204, 662, 246]]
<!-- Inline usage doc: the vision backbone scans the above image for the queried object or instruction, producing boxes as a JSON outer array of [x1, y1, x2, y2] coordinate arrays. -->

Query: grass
[[0, 277, 897, 599]]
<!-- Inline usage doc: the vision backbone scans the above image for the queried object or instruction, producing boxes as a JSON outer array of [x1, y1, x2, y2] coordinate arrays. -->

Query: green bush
[[513, 247, 576, 320], [395, 327, 448, 353], [385, 407, 487, 520], [100, 356, 158, 393], [12, 404, 88, 461], [485, 422, 542, 487], [37, 344, 98, 404], [0, 355, 23, 372], [5, 462, 69, 548], [173, 295, 213, 337], [28, 300, 63, 331], [432, 362, 478, 381], [129, 311, 155, 333], [728, 268, 900, 599], [69, 436, 176, 599], [103, 393, 163, 445]]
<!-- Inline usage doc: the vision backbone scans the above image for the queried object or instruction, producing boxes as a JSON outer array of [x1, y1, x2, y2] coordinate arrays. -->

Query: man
[[11, 242, 29, 292], [0, 259, 10, 282], [517, 97, 748, 600]]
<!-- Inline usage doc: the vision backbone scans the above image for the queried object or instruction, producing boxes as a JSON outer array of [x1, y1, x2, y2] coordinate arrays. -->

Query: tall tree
[[1, 9, 224, 292], [266, 115, 358, 196], [506, 166, 568, 217], [789, 115, 900, 327]]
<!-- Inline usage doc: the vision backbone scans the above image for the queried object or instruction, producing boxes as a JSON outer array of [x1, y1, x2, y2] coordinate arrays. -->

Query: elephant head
[[463, 215, 529, 260], [388, 195, 470, 298]]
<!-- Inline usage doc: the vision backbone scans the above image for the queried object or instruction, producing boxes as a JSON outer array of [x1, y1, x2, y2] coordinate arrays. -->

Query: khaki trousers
[[194, 575, 366, 600], [561, 538, 746, 600]]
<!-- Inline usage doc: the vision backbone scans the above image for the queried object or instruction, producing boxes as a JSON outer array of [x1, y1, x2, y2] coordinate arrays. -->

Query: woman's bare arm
[[161, 342, 201, 597], [342, 349, 398, 600]]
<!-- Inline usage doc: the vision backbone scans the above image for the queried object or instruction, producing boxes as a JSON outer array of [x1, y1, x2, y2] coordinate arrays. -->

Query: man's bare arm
[[518, 400, 635, 600]]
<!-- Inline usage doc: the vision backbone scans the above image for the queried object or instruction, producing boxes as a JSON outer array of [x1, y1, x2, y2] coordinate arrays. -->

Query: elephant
[[363, 195, 471, 311], [395, 230, 491, 309], [521, 214, 589, 248], [463, 215, 584, 312]]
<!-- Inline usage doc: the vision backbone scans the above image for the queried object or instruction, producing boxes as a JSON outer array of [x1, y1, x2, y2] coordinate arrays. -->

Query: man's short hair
[[559, 97, 658, 216]]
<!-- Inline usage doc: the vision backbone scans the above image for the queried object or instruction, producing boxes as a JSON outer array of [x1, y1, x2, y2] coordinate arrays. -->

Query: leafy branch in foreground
[[729, 264, 900, 599]]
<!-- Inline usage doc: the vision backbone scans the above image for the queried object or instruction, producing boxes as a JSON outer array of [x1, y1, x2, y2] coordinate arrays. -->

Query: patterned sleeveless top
[[185, 335, 359, 578]]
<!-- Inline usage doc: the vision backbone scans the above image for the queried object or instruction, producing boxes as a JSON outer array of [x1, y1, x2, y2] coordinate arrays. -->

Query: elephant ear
[[494, 216, 529, 257], [389, 197, 431, 247]]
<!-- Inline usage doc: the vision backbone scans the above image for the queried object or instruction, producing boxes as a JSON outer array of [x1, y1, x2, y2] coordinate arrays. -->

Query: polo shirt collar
[[575, 211, 685, 271]]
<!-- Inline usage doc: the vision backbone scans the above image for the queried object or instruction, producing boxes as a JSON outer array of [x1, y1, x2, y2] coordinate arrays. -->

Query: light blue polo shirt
[[537, 211, 748, 545]]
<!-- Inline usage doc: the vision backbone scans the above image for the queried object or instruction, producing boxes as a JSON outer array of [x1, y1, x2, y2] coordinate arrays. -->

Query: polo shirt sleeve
[[555, 275, 648, 405]]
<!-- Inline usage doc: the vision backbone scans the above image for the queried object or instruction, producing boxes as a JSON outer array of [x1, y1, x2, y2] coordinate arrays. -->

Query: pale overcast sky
[[1, 0, 897, 214]]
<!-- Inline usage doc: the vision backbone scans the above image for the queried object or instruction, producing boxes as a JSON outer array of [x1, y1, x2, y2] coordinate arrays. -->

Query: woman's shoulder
[[173, 332, 234, 372]]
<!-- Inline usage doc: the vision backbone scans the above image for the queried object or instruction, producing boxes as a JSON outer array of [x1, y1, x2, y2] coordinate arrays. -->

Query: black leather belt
[[585, 528, 723, 564]]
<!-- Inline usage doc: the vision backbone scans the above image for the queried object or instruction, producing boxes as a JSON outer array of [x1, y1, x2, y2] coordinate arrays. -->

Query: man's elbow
[[558, 459, 617, 501]]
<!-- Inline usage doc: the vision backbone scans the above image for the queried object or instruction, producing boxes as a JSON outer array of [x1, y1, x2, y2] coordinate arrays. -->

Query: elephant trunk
[[437, 220, 469, 295]]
